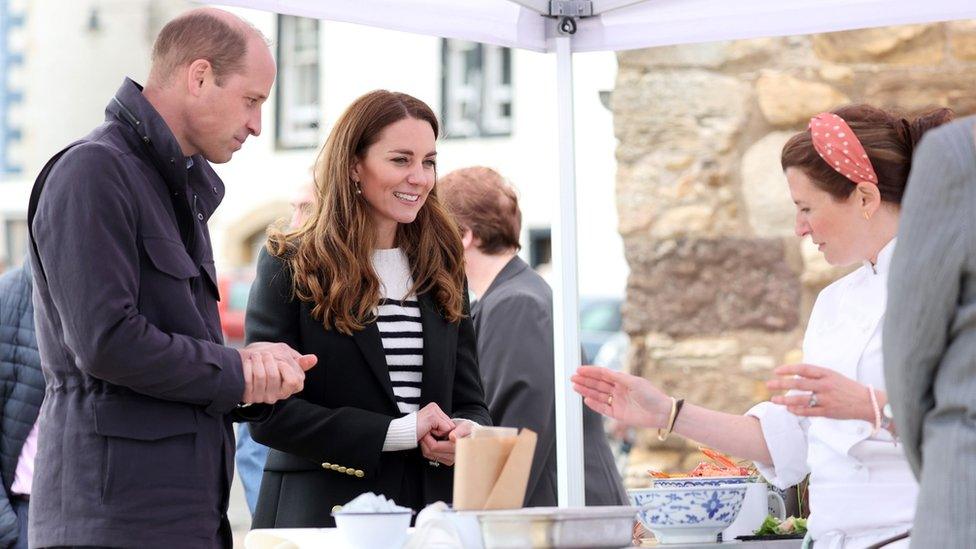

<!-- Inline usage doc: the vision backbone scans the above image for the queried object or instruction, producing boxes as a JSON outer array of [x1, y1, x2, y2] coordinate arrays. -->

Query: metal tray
[[468, 505, 636, 549]]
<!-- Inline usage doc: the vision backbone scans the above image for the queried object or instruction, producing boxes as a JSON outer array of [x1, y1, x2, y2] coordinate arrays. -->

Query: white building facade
[[0, 2, 628, 298]]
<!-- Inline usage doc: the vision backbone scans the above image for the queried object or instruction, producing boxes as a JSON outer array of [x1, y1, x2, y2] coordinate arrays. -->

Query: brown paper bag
[[452, 427, 537, 510]]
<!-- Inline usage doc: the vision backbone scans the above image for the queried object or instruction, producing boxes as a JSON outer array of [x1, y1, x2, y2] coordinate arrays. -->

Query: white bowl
[[629, 485, 747, 544], [333, 511, 411, 549]]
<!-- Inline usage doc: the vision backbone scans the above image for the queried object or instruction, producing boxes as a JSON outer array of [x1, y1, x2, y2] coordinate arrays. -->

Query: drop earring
[[354, 180, 362, 195], [863, 211, 870, 221]]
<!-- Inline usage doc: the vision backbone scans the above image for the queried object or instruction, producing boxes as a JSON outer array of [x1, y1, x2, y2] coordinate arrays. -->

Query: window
[[441, 39, 512, 138], [527, 227, 551, 270], [0, 0, 25, 176], [276, 15, 320, 149]]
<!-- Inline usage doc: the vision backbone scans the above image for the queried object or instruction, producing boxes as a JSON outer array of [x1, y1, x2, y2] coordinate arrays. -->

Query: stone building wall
[[613, 21, 976, 487]]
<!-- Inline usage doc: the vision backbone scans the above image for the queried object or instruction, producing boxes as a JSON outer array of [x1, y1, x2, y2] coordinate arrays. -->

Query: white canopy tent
[[206, 0, 976, 507]]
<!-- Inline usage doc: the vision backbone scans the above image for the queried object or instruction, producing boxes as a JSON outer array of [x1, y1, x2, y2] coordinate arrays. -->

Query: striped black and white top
[[378, 298, 423, 414], [372, 248, 424, 415]]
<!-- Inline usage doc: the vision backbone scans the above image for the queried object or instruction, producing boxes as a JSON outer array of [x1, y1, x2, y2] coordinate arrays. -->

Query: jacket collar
[[104, 78, 192, 195], [862, 237, 897, 277], [352, 323, 399, 412], [480, 255, 529, 302]]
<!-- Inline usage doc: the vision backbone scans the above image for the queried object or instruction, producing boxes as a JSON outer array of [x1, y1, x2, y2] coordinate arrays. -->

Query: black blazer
[[246, 249, 491, 528]]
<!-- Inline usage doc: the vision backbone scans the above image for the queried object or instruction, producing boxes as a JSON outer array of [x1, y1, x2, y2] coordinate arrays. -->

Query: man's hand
[[416, 402, 455, 441], [419, 410, 478, 467], [415, 403, 457, 465], [239, 342, 317, 404]]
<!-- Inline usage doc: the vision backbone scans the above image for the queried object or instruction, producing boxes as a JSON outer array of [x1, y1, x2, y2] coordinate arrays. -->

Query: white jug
[[721, 482, 786, 540]]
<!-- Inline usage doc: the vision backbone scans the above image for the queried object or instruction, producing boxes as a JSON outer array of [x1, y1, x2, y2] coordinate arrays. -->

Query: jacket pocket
[[142, 236, 198, 280], [93, 398, 201, 502]]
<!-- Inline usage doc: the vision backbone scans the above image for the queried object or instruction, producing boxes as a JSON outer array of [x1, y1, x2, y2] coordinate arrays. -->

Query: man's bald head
[[148, 8, 266, 87]]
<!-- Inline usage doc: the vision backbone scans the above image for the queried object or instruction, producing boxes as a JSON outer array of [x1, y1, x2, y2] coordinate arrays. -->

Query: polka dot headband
[[809, 112, 878, 186]]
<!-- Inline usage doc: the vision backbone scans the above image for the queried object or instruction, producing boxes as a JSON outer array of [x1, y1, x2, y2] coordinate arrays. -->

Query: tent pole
[[552, 31, 585, 508]]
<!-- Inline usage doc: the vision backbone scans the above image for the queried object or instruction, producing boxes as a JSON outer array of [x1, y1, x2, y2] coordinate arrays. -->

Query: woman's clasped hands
[[415, 402, 474, 466], [767, 363, 881, 422]]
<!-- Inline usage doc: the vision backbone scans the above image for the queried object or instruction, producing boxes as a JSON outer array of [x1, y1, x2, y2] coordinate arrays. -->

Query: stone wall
[[613, 21, 976, 488]]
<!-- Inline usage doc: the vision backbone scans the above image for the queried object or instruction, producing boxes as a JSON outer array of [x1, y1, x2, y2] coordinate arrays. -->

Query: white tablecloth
[[245, 528, 362, 549], [246, 528, 804, 549]]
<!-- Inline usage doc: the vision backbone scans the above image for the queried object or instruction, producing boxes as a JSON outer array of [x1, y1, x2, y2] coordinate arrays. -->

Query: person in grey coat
[[0, 260, 44, 549], [440, 166, 627, 506], [884, 115, 976, 548]]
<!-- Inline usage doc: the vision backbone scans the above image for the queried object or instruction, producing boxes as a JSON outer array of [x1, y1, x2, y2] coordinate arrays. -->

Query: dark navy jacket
[[28, 78, 259, 548]]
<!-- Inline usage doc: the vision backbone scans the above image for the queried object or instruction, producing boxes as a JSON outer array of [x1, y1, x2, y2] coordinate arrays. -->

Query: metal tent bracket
[[548, 1, 593, 34]]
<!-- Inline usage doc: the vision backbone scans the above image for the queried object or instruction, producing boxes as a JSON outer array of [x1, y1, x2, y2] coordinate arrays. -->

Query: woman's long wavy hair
[[267, 90, 466, 335]]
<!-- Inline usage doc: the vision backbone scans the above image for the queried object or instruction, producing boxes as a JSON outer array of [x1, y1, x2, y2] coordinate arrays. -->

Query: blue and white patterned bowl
[[650, 475, 756, 489], [628, 485, 747, 544]]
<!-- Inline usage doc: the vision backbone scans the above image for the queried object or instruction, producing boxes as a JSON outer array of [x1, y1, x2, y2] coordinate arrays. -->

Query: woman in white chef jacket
[[572, 104, 954, 549]]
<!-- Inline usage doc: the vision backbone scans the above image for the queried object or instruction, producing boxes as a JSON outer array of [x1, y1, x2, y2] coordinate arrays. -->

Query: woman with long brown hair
[[246, 90, 491, 528], [573, 104, 953, 548]]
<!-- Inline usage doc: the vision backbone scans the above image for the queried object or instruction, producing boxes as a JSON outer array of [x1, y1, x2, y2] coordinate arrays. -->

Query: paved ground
[[229, 466, 252, 548]]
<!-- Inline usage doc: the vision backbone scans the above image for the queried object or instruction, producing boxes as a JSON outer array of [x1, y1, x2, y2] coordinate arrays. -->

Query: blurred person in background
[[246, 91, 491, 527], [440, 166, 627, 506], [573, 105, 954, 549], [0, 258, 43, 549], [235, 181, 316, 516]]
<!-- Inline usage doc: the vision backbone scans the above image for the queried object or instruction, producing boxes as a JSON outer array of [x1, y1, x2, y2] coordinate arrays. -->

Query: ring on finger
[[428, 460, 441, 467], [807, 392, 818, 408], [607, 394, 614, 407]]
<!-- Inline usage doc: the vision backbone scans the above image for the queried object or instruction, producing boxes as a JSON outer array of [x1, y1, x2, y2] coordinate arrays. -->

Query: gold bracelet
[[657, 397, 678, 441]]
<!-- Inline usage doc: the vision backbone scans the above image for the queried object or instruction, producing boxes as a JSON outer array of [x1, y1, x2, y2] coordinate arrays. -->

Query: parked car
[[579, 296, 631, 371], [217, 268, 256, 346]]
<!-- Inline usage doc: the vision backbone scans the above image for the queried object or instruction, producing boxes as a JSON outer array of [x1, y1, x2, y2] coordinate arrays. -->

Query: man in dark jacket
[[28, 8, 315, 548], [0, 260, 44, 549], [440, 167, 628, 507]]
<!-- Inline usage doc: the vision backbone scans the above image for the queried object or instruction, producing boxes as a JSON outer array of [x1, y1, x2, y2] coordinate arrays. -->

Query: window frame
[[275, 14, 321, 150], [440, 39, 513, 140]]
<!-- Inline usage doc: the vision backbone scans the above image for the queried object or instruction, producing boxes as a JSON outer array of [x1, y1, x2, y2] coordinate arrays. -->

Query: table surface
[[248, 528, 805, 549], [639, 539, 803, 548]]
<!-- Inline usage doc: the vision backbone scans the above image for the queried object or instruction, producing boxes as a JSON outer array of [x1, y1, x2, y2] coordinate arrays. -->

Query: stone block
[[650, 337, 741, 369], [617, 38, 781, 70], [613, 68, 751, 239], [812, 24, 945, 65], [613, 69, 751, 163], [756, 72, 849, 126], [819, 63, 855, 83], [741, 354, 776, 372], [862, 69, 976, 116], [650, 204, 716, 239], [615, 153, 742, 239], [624, 238, 800, 336], [741, 131, 799, 237], [950, 20, 976, 61], [643, 332, 676, 350]]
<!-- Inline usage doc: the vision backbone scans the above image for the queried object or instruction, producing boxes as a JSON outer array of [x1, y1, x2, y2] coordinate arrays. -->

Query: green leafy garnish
[[753, 515, 808, 536]]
